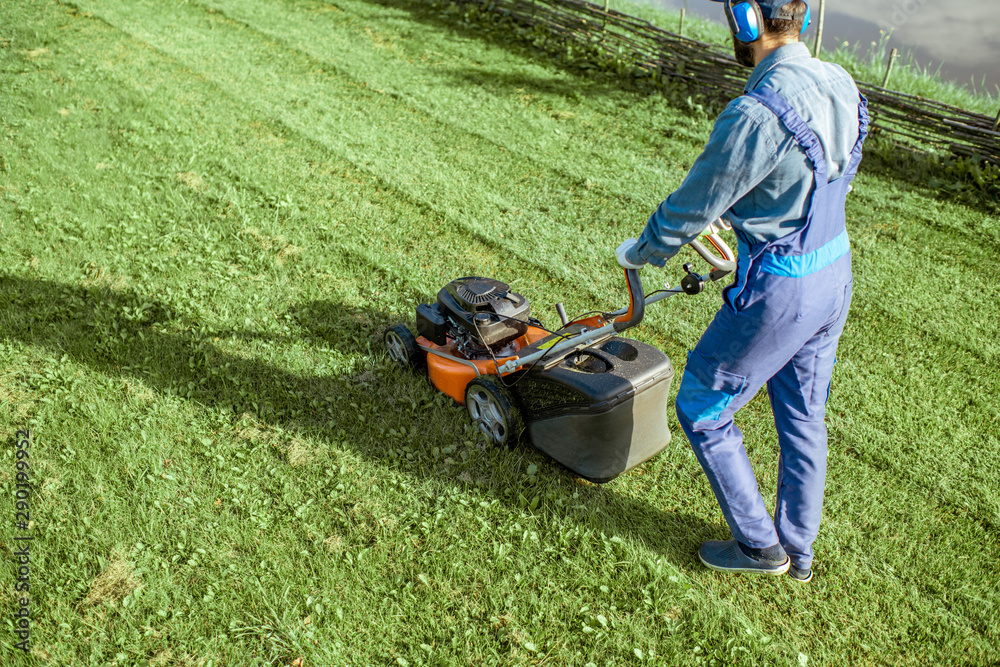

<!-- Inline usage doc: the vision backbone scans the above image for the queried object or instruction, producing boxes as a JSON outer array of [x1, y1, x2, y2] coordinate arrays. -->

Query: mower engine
[[416, 277, 533, 359]]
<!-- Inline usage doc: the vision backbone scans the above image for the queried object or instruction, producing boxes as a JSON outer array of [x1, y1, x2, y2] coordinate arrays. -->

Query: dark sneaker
[[788, 565, 813, 582], [698, 539, 790, 575]]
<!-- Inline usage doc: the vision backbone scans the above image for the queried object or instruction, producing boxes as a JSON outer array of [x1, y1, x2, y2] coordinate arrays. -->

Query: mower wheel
[[465, 375, 523, 448], [384, 324, 420, 369]]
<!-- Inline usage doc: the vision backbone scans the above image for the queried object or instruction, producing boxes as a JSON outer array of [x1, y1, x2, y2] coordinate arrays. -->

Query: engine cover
[[437, 277, 530, 349]]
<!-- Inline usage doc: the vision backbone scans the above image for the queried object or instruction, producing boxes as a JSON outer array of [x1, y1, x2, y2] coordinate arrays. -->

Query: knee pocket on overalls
[[676, 350, 748, 426]]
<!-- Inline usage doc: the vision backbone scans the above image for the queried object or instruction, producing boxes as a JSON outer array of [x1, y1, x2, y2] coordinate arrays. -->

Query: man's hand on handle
[[615, 238, 645, 270]]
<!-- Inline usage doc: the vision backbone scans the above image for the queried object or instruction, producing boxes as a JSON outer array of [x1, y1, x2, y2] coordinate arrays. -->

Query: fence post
[[994, 105, 1000, 132], [882, 48, 899, 88], [811, 0, 825, 56], [679, 8, 685, 36]]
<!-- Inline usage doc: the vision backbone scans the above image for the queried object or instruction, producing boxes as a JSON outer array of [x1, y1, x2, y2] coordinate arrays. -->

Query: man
[[615, 0, 867, 582]]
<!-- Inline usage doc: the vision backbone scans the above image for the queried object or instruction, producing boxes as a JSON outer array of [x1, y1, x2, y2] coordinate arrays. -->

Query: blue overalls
[[676, 88, 869, 569]]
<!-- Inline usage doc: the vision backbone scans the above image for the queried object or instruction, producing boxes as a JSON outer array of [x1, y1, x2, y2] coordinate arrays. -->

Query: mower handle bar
[[495, 266, 666, 374], [494, 271, 645, 374], [613, 268, 645, 333], [690, 232, 737, 275], [608, 232, 737, 321], [493, 235, 737, 374]]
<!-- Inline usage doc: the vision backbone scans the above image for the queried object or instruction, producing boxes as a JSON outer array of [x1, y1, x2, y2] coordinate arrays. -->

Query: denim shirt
[[630, 42, 862, 267]]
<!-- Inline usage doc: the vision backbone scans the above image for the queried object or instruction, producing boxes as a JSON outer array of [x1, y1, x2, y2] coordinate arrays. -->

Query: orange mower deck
[[418, 315, 607, 405]]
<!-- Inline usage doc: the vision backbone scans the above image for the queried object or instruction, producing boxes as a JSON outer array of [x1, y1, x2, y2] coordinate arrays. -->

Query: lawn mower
[[384, 232, 736, 483]]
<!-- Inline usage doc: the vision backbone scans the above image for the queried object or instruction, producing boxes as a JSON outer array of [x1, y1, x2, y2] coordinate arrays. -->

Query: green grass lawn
[[1, 0, 998, 664]]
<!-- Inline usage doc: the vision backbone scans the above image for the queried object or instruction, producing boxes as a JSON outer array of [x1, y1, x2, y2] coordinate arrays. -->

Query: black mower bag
[[515, 336, 674, 483]]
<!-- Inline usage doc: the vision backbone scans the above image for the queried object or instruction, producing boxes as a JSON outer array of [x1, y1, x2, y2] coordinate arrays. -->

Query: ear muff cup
[[725, 0, 764, 43], [725, 1, 812, 42]]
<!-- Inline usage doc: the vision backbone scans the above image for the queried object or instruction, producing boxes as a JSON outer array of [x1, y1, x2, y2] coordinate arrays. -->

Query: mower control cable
[[494, 321, 621, 375], [495, 271, 643, 375], [419, 344, 484, 376], [473, 313, 574, 389]]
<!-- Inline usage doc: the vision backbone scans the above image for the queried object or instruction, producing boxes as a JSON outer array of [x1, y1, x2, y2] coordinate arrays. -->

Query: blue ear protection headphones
[[724, 0, 811, 43]]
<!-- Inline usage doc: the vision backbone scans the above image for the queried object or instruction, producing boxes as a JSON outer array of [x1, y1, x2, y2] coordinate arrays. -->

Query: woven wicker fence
[[449, 0, 1000, 166]]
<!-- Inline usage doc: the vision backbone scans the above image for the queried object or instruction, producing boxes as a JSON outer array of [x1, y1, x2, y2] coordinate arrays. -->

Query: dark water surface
[[645, 0, 1000, 95]]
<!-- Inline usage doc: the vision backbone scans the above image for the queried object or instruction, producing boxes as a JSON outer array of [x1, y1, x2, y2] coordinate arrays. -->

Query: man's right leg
[[768, 281, 852, 571]]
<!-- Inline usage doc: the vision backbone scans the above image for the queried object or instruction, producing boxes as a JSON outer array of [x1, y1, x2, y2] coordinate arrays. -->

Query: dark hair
[[763, 1, 808, 37]]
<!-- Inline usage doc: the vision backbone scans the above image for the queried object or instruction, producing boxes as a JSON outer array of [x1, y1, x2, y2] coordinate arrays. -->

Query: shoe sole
[[699, 554, 790, 575]]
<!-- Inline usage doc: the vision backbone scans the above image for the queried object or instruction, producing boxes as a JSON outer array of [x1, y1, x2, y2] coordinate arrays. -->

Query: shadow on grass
[[0, 273, 718, 566], [860, 136, 1000, 218]]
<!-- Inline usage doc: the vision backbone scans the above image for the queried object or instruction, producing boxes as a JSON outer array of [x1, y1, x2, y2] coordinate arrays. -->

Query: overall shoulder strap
[[842, 93, 869, 179], [745, 88, 828, 184]]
